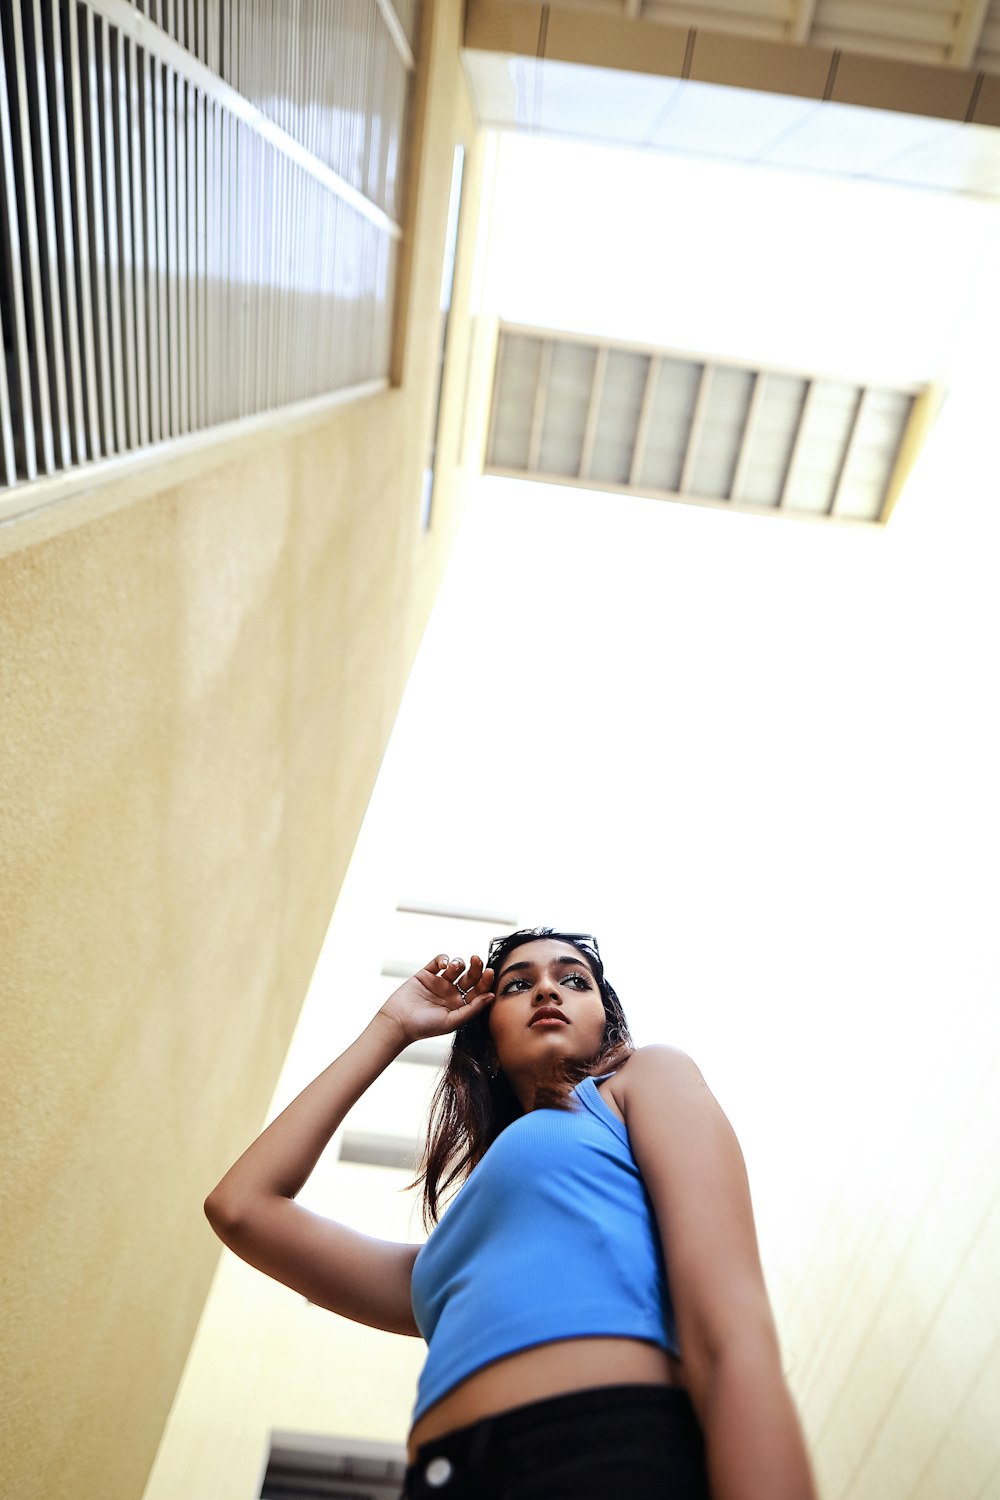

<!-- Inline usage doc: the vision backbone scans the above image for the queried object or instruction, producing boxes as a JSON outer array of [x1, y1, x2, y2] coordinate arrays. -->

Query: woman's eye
[[500, 977, 529, 995], [564, 973, 590, 989]]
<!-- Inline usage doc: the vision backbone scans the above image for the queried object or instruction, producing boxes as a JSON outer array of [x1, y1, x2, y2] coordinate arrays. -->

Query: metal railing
[[0, 0, 416, 497]]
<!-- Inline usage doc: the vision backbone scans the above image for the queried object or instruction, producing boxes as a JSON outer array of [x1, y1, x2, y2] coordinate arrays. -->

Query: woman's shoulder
[[604, 1045, 705, 1117]]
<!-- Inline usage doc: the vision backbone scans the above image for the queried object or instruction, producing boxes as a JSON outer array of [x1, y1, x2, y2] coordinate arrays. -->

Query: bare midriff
[[406, 1337, 684, 1462]]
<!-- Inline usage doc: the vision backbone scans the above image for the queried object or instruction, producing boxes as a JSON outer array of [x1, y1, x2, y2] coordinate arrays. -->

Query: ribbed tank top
[[409, 1075, 679, 1424]]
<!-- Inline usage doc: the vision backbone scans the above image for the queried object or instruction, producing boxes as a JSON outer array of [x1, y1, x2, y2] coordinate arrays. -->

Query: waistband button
[[424, 1455, 454, 1487]]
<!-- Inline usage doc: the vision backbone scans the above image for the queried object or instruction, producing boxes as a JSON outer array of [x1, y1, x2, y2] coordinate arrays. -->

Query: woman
[[205, 928, 816, 1500]]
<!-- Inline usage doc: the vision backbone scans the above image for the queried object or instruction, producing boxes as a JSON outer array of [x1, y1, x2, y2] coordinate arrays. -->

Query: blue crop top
[[409, 1075, 679, 1424]]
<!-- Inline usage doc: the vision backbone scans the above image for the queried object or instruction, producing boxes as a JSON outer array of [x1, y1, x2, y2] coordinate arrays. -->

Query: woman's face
[[488, 938, 608, 1100]]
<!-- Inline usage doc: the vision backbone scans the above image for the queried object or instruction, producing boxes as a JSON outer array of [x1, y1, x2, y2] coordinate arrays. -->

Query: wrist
[[368, 1006, 410, 1057]]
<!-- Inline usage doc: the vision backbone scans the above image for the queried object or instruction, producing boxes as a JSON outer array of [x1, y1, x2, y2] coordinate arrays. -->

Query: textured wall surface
[[0, 2, 479, 1495]]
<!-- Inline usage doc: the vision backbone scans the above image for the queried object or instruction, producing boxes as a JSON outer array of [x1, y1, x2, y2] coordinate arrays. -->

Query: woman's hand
[[377, 954, 495, 1047]]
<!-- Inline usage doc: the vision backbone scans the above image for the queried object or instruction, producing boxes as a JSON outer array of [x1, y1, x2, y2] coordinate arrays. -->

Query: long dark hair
[[412, 928, 634, 1228]]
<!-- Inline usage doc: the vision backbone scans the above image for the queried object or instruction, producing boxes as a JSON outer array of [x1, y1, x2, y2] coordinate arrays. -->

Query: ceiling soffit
[[486, 326, 940, 526]]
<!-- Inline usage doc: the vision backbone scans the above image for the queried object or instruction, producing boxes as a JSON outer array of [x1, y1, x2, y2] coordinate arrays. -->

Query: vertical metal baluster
[[250, 121, 259, 416], [10, 0, 55, 471], [153, 54, 169, 437], [279, 0, 285, 133], [252, 128, 263, 415], [0, 256, 16, 484], [281, 159, 296, 406], [241, 115, 251, 417], [295, 168, 305, 402], [139, 41, 159, 443], [306, 0, 317, 165], [214, 102, 225, 422], [203, 96, 215, 424], [233, 118, 242, 417], [83, 10, 115, 455], [314, 180, 326, 396], [186, 80, 198, 430], [266, 147, 277, 410], [0, 9, 37, 479], [95, 18, 125, 452], [327, 193, 338, 392], [279, 148, 290, 405], [322, 180, 332, 391], [110, 28, 138, 451], [47, 0, 86, 464], [176, 74, 189, 434], [228, 108, 239, 420], [126, 33, 149, 447], [165, 63, 179, 436], [352, 209, 362, 389], [66, 0, 101, 461], [333, 0, 341, 158], [216, 99, 229, 422], [305, 176, 318, 399], [274, 153, 286, 408], [262, 130, 271, 412], [364, 4, 377, 210], [307, 173, 318, 397], [251, 0, 259, 111], [28, 0, 71, 467], [197, 87, 207, 427]]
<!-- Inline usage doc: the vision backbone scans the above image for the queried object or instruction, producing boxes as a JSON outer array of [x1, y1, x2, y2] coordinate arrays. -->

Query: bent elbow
[[203, 1188, 244, 1242]]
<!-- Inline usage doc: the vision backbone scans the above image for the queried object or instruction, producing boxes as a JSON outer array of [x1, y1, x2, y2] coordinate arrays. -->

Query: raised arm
[[619, 1045, 817, 1500], [204, 954, 494, 1337]]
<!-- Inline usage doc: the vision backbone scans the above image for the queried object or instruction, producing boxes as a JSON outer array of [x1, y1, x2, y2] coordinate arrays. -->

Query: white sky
[[333, 130, 1000, 1292]]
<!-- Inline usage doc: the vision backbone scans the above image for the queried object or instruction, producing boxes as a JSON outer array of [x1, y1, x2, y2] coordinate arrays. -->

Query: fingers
[[420, 954, 466, 989], [445, 982, 495, 1032], [418, 955, 495, 1020]]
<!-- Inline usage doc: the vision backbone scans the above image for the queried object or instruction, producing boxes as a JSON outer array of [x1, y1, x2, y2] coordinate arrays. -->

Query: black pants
[[402, 1384, 709, 1500]]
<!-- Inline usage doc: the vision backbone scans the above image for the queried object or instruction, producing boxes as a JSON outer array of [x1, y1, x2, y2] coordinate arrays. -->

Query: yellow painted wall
[[0, 2, 483, 1497]]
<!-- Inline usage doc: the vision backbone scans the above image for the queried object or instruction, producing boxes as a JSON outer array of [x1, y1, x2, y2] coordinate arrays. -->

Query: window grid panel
[[1, 3, 38, 478], [2, 0, 410, 496], [486, 328, 926, 528]]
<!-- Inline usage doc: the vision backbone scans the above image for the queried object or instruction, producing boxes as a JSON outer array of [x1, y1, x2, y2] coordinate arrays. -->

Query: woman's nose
[[532, 979, 561, 1004]]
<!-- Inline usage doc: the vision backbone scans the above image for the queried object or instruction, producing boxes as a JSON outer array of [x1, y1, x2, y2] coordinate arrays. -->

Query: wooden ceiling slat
[[678, 363, 713, 495], [579, 345, 608, 480], [788, 0, 820, 43], [729, 368, 766, 505], [777, 377, 818, 510], [629, 355, 660, 486], [527, 337, 552, 472], [827, 385, 868, 517], [949, 0, 993, 64]]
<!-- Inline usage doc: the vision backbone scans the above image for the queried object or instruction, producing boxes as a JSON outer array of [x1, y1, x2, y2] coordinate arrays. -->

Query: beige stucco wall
[[0, 2, 484, 1498]]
